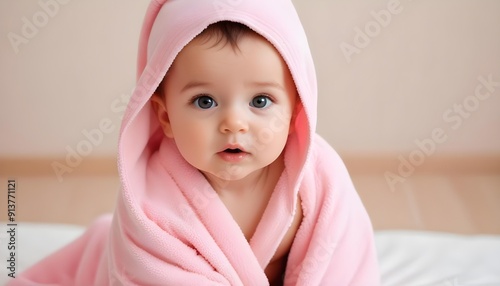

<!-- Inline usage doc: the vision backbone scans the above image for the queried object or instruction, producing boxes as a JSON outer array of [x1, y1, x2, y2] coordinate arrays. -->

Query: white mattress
[[375, 230, 500, 285], [1, 223, 500, 285]]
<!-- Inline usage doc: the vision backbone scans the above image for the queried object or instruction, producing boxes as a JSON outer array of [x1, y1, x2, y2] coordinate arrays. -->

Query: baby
[[8, 1, 380, 285], [150, 21, 303, 283]]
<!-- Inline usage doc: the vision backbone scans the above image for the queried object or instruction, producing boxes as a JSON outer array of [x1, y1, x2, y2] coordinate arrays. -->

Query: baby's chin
[[198, 166, 265, 188], [201, 166, 248, 181]]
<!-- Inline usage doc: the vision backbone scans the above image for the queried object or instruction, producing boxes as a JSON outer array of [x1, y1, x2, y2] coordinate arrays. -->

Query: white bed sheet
[[1, 223, 500, 285], [376, 230, 500, 286]]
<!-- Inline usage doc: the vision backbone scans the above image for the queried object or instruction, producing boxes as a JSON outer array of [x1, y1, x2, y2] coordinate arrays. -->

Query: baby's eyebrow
[[180, 81, 285, 93], [181, 81, 211, 93], [247, 81, 285, 92]]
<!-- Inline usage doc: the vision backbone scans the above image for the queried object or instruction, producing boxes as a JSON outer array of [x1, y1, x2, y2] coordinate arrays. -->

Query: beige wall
[[1, 0, 499, 159]]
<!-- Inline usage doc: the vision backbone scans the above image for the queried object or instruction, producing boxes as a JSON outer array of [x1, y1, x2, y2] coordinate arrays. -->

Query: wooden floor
[[353, 173, 500, 234], [1, 157, 499, 234]]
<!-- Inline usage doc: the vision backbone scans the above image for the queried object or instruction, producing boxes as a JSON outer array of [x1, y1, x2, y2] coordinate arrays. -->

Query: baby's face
[[153, 33, 297, 181]]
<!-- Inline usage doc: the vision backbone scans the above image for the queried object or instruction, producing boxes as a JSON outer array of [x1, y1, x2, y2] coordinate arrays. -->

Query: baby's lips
[[220, 143, 248, 153]]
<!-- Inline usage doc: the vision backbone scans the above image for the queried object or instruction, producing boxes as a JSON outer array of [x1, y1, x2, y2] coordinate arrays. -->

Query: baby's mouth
[[218, 147, 249, 163], [223, 148, 243, 154]]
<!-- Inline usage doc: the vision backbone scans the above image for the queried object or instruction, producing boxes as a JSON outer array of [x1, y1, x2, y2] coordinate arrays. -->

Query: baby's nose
[[219, 107, 249, 134]]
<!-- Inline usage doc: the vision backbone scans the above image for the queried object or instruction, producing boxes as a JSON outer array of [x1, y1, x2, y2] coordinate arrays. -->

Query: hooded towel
[[8, 0, 380, 285]]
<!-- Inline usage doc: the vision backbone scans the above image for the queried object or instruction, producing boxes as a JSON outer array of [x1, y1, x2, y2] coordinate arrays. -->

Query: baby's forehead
[[159, 31, 295, 93]]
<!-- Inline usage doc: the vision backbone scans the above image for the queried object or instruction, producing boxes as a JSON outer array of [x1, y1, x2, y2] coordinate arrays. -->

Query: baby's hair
[[155, 21, 256, 97], [197, 21, 256, 51]]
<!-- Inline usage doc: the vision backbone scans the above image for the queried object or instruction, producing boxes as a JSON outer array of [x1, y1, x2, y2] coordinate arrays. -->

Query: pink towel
[[9, 0, 379, 285]]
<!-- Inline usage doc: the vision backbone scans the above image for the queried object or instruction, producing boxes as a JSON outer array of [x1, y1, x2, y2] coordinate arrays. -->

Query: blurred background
[[0, 0, 499, 234]]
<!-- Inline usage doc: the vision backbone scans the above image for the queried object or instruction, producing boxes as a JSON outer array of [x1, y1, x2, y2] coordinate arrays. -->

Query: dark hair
[[155, 21, 255, 97], [197, 21, 256, 51]]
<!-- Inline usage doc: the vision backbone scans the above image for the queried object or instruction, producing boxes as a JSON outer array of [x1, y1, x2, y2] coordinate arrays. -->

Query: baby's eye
[[193, 95, 217, 109], [250, 95, 272, 109]]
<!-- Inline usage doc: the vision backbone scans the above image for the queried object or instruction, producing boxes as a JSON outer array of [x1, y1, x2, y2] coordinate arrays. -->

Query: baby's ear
[[150, 94, 174, 138], [289, 96, 302, 135]]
